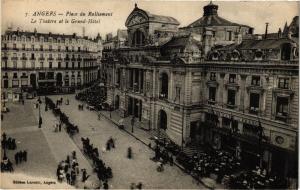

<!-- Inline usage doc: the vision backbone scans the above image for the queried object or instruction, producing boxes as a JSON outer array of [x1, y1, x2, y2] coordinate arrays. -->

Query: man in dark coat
[[15, 152, 19, 165], [66, 173, 71, 184], [23, 150, 27, 162], [103, 181, 109, 189]]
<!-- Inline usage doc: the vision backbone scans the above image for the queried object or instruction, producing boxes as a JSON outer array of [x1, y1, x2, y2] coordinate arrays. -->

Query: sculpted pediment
[[128, 14, 147, 26]]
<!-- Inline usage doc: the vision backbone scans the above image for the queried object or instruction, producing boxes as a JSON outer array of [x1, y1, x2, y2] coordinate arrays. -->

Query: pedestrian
[[1, 114, 3, 121], [66, 172, 71, 184], [82, 168, 89, 182], [58, 123, 62, 132], [22, 99, 24, 105], [169, 154, 174, 166], [98, 112, 101, 120], [127, 147, 132, 159], [136, 182, 143, 190], [71, 169, 76, 185], [23, 150, 27, 162], [106, 141, 111, 151], [15, 152, 19, 165], [103, 180, 109, 190], [72, 151, 76, 159]]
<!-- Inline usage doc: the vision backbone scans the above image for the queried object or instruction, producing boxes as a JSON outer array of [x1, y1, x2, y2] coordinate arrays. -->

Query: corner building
[[1, 29, 102, 99], [103, 3, 298, 177]]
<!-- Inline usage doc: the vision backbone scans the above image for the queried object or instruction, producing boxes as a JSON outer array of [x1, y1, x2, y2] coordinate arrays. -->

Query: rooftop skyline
[[2, 0, 299, 38]]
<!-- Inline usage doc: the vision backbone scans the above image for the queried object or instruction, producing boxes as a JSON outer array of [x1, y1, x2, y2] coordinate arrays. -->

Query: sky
[[1, 0, 299, 39]]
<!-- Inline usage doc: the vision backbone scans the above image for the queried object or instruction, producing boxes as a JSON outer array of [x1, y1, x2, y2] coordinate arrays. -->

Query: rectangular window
[[49, 45, 52, 51], [31, 45, 34, 50], [78, 47, 81, 52], [58, 62, 61, 68], [66, 46, 69, 51], [58, 46, 61, 51], [276, 97, 288, 117], [78, 62, 80, 68], [49, 62, 52, 68], [209, 87, 216, 102], [66, 62, 69, 68], [249, 93, 260, 114], [13, 44, 17, 49], [227, 90, 236, 106], [229, 74, 236, 83], [47, 72, 54, 79], [72, 62, 75, 68], [13, 61, 17, 68], [210, 72, 216, 81], [22, 44, 26, 50], [251, 76, 260, 86], [40, 62, 44, 68], [278, 78, 289, 89], [39, 72, 46, 80], [40, 45, 43, 51]]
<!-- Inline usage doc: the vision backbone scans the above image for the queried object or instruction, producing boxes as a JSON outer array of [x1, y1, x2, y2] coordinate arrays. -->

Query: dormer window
[[255, 50, 263, 60]]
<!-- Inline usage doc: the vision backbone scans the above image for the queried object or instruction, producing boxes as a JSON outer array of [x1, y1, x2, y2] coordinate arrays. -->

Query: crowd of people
[[1, 133, 17, 150], [81, 137, 113, 188], [45, 97, 79, 136], [228, 167, 288, 189], [75, 86, 107, 111], [15, 150, 27, 165], [56, 151, 86, 186]]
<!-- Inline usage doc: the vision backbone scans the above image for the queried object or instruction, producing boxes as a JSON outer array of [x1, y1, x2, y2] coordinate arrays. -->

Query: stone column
[[138, 69, 142, 92], [240, 74, 247, 112]]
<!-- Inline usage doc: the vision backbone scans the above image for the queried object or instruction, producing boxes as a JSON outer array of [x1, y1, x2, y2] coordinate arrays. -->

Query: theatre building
[[1, 28, 102, 100], [103, 3, 298, 177]]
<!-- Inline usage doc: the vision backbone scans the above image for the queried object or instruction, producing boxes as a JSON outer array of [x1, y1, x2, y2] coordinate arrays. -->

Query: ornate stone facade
[[103, 3, 298, 177]]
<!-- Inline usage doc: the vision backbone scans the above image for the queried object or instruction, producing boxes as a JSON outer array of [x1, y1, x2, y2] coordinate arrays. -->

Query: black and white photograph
[[0, 0, 299, 189]]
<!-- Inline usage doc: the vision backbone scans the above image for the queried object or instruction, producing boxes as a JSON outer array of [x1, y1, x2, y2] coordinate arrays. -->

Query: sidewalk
[[99, 110, 224, 189], [33, 100, 99, 188]]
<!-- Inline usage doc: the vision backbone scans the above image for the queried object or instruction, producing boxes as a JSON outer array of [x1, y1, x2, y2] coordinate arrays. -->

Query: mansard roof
[[125, 4, 180, 27], [162, 34, 200, 49], [216, 38, 297, 51]]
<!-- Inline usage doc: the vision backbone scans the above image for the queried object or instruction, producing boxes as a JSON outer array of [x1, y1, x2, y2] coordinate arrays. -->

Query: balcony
[[2, 56, 8, 60], [249, 107, 259, 115], [56, 58, 63, 61], [159, 93, 168, 100], [208, 99, 216, 105], [48, 57, 54, 61], [39, 57, 45, 61], [64, 58, 70, 61], [11, 57, 18, 60], [21, 57, 27, 60], [30, 57, 36, 60], [226, 103, 237, 109], [275, 113, 289, 122]]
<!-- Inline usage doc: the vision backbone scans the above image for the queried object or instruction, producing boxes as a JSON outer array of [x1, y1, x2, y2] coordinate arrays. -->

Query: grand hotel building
[[103, 3, 299, 177], [1, 28, 102, 99]]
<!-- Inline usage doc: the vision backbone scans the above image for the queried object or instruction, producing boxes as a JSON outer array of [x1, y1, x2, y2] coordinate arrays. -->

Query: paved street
[[1, 99, 96, 189], [50, 94, 204, 189]]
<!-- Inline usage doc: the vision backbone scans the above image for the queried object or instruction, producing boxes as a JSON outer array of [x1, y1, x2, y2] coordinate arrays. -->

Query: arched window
[[159, 73, 168, 99], [132, 30, 145, 46]]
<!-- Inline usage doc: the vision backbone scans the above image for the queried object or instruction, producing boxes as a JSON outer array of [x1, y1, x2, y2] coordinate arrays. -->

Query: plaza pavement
[[50, 94, 205, 189], [1, 100, 95, 189]]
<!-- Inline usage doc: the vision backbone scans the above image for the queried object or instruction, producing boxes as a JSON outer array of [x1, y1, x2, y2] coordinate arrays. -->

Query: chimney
[[264, 22, 269, 39], [278, 28, 282, 38]]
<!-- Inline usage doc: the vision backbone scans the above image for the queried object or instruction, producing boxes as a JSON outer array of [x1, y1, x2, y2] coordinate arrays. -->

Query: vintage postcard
[[0, 0, 299, 189]]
